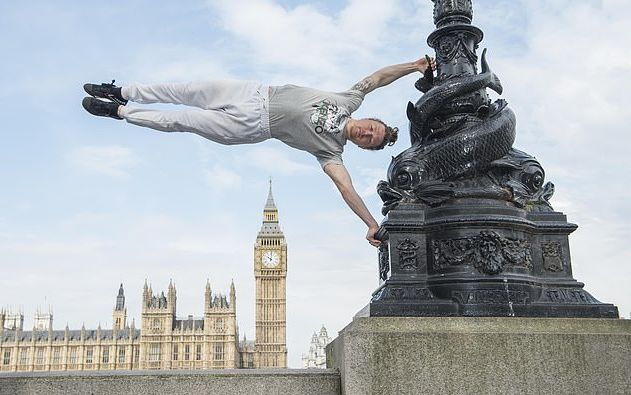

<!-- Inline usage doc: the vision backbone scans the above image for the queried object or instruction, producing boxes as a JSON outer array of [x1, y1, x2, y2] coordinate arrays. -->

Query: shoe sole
[[82, 97, 123, 120], [83, 83, 128, 106]]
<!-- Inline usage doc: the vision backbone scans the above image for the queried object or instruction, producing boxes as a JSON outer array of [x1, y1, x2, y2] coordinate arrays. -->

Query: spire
[[259, 179, 284, 236], [160, 291, 167, 308], [115, 283, 125, 311], [168, 280, 177, 313], [230, 279, 236, 310], [205, 279, 212, 309], [265, 177, 277, 210]]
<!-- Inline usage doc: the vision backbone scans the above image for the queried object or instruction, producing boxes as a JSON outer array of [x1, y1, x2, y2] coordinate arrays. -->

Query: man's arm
[[324, 163, 381, 247], [351, 57, 436, 95]]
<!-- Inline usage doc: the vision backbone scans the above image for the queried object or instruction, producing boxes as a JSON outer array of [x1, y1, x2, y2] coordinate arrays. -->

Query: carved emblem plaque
[[397, 238, 420, 271], [542, 242, 564, 272]]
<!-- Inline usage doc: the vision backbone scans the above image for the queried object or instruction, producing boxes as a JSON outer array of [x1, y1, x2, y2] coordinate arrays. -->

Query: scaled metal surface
[[370, 0, 618, 318]]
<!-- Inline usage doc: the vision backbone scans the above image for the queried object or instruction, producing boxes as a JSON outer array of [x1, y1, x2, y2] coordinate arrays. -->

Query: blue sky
[[1, 0, 630, 367]]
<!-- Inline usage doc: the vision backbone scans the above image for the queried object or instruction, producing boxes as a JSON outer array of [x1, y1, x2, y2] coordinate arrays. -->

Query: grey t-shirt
[[268, 85, 365, 169]]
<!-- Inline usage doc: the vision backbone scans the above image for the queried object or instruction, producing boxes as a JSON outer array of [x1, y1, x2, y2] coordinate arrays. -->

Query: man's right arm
[[351, 57, 436, 95], [323, 163, 381, 247]]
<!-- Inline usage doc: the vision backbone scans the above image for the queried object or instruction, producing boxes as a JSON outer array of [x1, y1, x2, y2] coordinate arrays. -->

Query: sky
[[1, 0, 630, 368]]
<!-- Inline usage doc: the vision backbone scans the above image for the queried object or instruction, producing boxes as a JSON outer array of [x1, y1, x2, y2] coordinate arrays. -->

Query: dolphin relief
[[378, 50, 553, 214]]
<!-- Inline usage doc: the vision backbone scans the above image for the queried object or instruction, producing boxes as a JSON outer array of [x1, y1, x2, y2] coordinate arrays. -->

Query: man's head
[[346, 118, 398, 150]]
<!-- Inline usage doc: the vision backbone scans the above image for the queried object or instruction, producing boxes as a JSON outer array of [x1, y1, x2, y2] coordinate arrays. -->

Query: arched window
[[214, 318, 224, 331]]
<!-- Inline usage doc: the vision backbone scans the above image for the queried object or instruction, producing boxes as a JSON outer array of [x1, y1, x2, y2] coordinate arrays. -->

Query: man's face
[[348, 119, 386, 149]]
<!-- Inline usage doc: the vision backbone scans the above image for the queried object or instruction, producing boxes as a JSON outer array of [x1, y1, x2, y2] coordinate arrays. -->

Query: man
[[82, 57, 435, 246]]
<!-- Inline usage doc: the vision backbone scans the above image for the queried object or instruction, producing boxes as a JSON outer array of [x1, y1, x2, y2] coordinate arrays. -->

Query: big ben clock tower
[[253, 180, 287, 368]]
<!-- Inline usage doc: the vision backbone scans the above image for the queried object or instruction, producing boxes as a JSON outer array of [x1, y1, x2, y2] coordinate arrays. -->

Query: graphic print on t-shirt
[[310, 99, 346, 135]]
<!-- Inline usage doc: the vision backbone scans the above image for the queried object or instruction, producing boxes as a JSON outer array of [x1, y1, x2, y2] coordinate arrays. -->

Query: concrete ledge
[[327, 317, 631, 395], [0, 369, 341, 395]]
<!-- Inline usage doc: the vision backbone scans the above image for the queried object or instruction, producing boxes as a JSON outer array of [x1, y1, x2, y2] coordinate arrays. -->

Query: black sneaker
[[83, 80, 128, 105], [82, 97, 123, 120]]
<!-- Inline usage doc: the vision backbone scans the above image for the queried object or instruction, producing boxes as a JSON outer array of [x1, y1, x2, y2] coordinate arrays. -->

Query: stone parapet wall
[[0, 369, 340, 395]]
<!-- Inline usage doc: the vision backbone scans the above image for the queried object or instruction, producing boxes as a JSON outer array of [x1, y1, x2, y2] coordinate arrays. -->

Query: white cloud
[[166, 232, 247, 255], [67, 145, 140, 178], [356, 167, 386, 198], [204, 165, 243, 190], [0, 238, 108, 257], [166, 239, 218, 255], [126, 46, 235, 83], [241, 146, 317, 175], [496, 1, 631, 149], [205, 0, 401, 82]]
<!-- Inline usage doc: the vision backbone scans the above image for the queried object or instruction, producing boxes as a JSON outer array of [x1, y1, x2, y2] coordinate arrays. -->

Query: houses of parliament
[[0, 184, 287, 372]]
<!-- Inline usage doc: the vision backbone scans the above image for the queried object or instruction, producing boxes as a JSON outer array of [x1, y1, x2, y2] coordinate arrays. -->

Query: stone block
[[327, 316, 631, 395]]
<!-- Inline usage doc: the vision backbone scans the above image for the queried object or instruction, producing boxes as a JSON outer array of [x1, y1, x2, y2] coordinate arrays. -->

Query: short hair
[[366, 118, 398, 150]]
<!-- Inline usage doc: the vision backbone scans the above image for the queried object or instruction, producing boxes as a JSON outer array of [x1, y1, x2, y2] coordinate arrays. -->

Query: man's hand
[[414, 56, 436, 73], [366, 225, 381, 247], [351, 56, 436, 95]]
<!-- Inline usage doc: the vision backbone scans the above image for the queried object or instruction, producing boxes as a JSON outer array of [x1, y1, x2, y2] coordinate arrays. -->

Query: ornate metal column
[[369, 0, 618, 317]]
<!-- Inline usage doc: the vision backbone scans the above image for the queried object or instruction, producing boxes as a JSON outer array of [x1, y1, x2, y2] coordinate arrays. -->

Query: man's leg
[[119, 107, 268, 145], [122, 80, 258, 110], [83, 80, 270, 144], [118, 81, 270, 145]]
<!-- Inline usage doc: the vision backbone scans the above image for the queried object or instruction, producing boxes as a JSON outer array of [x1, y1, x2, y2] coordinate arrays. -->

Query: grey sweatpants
[[119, 80, 271, 145]]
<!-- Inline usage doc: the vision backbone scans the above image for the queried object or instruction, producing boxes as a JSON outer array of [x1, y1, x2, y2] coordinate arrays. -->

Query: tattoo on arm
[[351, 76, 377, 94]]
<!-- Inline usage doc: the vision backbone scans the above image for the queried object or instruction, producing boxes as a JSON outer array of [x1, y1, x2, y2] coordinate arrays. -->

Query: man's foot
[[83, 80, 128, 105], [82, 97, 123, 120]]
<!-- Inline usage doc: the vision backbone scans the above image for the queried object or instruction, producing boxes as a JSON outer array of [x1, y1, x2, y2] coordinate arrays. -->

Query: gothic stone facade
[[0, 280, 239, 372], [0, 184, 288, 372]]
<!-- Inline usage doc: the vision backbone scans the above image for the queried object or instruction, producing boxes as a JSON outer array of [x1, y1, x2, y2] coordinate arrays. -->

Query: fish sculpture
[[377, 50, 545, 214]]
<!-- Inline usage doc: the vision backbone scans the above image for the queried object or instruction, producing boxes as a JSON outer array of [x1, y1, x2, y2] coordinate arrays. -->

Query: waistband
[[259, 84, 271, 137]]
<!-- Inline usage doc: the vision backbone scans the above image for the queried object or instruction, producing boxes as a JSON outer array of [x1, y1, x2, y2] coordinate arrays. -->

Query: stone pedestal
[[327, 316, 631, 395], [370, 201, 619, 317]]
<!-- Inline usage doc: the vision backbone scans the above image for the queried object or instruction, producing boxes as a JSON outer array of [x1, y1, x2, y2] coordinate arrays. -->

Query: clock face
[[262, 250, 280, 267]]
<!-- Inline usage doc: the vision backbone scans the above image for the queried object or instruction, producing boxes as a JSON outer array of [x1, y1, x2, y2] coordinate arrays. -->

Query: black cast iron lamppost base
[[369, 0, 618, 318]]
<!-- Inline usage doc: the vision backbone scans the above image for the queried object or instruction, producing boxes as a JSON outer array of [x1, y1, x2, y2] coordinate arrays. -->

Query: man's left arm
[[324, 163, 381, 247], [351, 57, 436, 95]]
